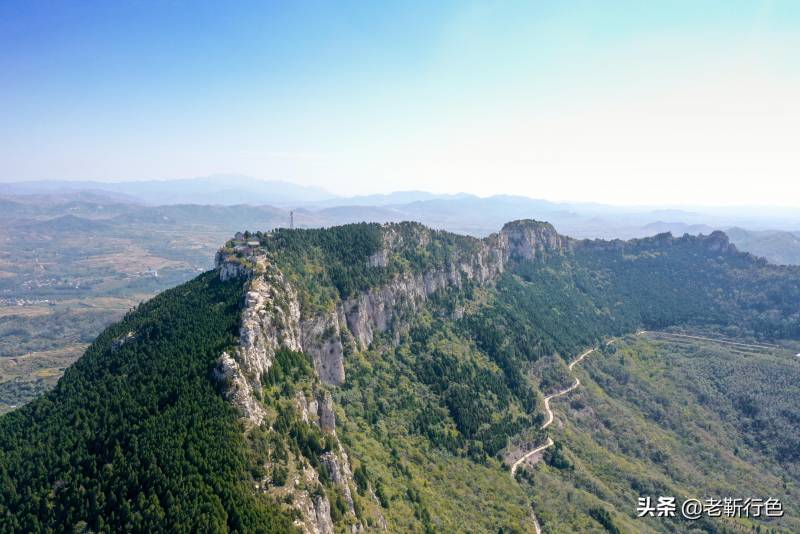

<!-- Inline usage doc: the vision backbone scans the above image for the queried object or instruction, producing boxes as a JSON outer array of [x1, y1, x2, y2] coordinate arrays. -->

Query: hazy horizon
[[3, 1, 800, 207], [4, 173, 800, 212]]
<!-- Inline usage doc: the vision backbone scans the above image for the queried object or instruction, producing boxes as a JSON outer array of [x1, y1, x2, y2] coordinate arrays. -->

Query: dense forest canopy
[[0, 272, 296, 533]]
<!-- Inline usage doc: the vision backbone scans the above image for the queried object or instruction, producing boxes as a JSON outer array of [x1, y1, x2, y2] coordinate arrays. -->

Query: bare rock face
[[705, 230, 736, 253], [288, 464, 335, 534], [316, 390, 336, 434], [301, 308, 346, 386], [216, 250, 253, 281], [320, 451, 357, 513], [214, 258, 303, 424], [366, 249, 388, 268], [312, 495, 334, 534], [214, 250, 358, 534], [496, 219, 572, 262], [343, 234, 507, 351], [213, 351, 266, 423], [292, 387, 361, 531], [343, 273, 426, 350], [294, 388, 335, 434]]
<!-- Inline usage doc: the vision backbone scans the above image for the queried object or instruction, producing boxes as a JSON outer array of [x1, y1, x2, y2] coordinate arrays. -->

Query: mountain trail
[[513, 340, 616, 532]]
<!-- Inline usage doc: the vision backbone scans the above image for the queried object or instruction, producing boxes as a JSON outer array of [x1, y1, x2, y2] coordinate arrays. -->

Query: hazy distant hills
[[725, 227, 800, 266], [2, 176, 800, 265], [309, 190, 473, 207], [0, 174, 333, 207]]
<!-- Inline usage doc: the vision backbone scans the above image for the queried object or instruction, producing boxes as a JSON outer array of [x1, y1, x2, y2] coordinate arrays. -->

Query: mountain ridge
[[2, 219, 799, 533]]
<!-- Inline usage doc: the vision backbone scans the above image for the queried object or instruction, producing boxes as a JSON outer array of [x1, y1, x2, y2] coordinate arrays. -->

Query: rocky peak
[[496, 219, 572, 261], [704, 230, 736, 254]]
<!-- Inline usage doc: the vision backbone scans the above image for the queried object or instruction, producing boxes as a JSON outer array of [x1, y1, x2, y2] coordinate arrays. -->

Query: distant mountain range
[[2, 176, 799, 265], [0, 175, 334, 207], [725, 227, 800, 266]]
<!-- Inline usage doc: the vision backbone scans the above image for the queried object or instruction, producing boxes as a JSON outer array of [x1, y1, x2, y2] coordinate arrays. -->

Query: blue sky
[[1, 1, 799, 205]]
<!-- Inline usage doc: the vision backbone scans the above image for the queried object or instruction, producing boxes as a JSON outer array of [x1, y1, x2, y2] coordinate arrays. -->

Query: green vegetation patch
[[0, 272, 296, 533], [521, 335, 800, 533]]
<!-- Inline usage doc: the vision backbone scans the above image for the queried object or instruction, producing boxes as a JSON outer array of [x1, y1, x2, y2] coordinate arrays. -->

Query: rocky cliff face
[[213, 259, 303, 423], [705, 230, 738, 254], [210, 220, 583, 533], [286, 387, 368, 534], [342, 243, 504, 350], [212, 254, 368, 533], [494, 219, 573, 261], [215, 220, 572, 400], [301, 308, 347, 386], [341, 220, 571, 350]]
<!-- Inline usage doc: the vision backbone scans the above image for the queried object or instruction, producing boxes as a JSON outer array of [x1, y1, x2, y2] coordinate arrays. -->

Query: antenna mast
[[290, 211, 294, 229]]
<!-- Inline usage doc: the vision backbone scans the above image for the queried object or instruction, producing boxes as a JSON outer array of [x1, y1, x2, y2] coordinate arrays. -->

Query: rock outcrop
[[286, 464, 335, 534], [290, 386, 362, 532], [495, 219, 573, 261], [341, 220, 569, 350], [578, 228, 740, 256], [705, 230, 737, 254], [213, 258, 302, 424], [301, 309, 347, 386]]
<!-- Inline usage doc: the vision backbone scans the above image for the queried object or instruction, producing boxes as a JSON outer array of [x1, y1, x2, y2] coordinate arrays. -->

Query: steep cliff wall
[[215, 220, 571, 398], [211, 220, 574, 534], [212, 220, 752, 533], [341, 220, 571, 350], [214, 259, 302, 423]]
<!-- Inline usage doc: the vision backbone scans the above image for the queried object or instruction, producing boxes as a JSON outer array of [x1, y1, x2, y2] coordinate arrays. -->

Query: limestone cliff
[[286, 387, 366, 534], [213, 259, 302, 423], [213, 255, 363, 532], [210, 220, 580, 533], [341, 220, 570, 350], [214, 219, 571, 399]]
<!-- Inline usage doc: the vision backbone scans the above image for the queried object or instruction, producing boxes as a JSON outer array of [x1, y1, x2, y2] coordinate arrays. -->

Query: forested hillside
[[0, 221, 798, 533], [523, 334, 800, 533], [0, 273, 296, 533]]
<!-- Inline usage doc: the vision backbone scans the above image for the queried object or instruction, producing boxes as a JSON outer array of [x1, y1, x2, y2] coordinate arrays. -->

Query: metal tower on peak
[[290, 211, 294, 229]]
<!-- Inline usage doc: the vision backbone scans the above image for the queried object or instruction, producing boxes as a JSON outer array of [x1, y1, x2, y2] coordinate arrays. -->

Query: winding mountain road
[[510, 436, 555, 476], [512, 347, 598, 476], [541, 378, 580, 430], [512, 344, 609, 533], [568, 347, 595, 370]]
